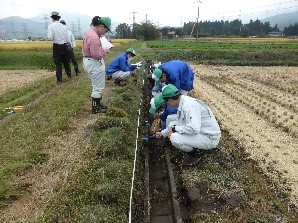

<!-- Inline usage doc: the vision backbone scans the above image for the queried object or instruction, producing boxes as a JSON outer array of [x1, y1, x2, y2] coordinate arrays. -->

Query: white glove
[[133, 61, 142, 70]]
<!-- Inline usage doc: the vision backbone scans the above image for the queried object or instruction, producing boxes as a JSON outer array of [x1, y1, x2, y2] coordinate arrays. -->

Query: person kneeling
[[155, 84, 221, 166], [106, 48, 141, 86]]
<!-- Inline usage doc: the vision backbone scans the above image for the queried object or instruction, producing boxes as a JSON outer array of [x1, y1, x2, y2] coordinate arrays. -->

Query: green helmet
[[100, 17, 111, 31], [162, 84, 180, 99], [126, 48, 136, 56], [149, 95, 165, 114]]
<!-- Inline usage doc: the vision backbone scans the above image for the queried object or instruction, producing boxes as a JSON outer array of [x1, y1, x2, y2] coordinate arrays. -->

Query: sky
[[0, 0, 297, 27]]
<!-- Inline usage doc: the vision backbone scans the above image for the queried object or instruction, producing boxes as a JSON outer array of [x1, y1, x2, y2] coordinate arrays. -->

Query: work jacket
[[174, 95, 221, 136], [159, 60, 194, 91], [106, 53, 137, 74]]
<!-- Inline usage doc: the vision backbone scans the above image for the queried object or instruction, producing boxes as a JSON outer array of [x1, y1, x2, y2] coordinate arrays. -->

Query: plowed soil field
[[0, 70, 53, 95], [192, 65, 298, 207]]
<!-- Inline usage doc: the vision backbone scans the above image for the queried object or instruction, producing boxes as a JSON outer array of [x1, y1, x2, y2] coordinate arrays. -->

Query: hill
[[0, 13, 120, 40], [261, 11, 298, 31]]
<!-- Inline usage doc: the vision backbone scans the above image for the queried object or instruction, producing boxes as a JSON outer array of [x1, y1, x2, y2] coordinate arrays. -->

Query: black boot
[[184, 148, 200, 166], [91, 97, 107, 114], [106, 74, 112, 80], [114, 77, 123, 86], [99, 97, 107, 110], [74, 65, 80, 76]]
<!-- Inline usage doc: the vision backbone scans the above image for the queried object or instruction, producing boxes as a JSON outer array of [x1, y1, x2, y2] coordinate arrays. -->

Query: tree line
[[115, 19, 298, 40]]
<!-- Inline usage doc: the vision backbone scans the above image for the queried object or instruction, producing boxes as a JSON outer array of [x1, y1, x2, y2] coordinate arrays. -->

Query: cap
[[149, 95, 165, 114], [126, 48, 136, 56], [50, 11, 61, 18], [101, 17, 111, 31], [162, 84, 180, 99], [92, 16, 111, 31], [152, 68, 162, 85], [60, 20, 66, 25]]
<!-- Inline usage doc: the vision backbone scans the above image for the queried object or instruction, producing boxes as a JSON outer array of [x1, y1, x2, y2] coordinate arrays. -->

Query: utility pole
[[239, 10, 242, 33], [10, 21, 16, 39], [77, 18, 81, 38], [22, 23, 28, 40], [130, 11, 137, 28], [194, 1, 202, 42], [0, 20, 6, 40], [71, 22, 77, 36], [43, 14, 50, 37]]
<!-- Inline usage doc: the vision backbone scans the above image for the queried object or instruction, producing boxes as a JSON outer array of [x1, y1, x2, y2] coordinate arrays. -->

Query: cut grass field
[[0, 41, 145, 222]]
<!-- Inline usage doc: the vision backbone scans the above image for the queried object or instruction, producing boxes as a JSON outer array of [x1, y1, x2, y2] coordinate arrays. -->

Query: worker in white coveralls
[[155, 84, 221, 166]]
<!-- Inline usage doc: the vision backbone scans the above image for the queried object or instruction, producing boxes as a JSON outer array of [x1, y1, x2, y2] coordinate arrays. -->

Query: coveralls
[[168, 95, 221, 152]]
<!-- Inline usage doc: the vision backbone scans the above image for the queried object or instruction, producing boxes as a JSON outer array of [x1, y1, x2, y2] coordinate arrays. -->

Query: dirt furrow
[[192, 70, 298, 207], [0, 70, 54, 95]]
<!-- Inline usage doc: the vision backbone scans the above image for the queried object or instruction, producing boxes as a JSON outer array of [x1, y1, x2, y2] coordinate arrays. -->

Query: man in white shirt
[[47, 11, 71, 84], [60, 20, 80, 76], [155, 84, 221, 166]]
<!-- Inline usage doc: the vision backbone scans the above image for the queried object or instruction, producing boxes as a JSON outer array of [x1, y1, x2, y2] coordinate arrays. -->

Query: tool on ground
[[150, 119, 161, 134], [3, 105, 24, 114], [143, 135, 156, 142]]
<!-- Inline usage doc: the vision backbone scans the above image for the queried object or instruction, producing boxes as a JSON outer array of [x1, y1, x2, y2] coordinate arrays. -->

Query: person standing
[[106, 48, 142, 86], [60, 20, 80, 76], [155, 84, 221, 166], [152, 60, 194, 95], [82, 16, 111, 114], [47, 11, 71, 84]]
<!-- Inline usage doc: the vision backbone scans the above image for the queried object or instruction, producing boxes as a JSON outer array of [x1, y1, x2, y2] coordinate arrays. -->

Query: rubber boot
[[91, 97, 107, 114], [99, 97, 107, 110], [184, 148, 200, 166], [114, 77, 123, 86], [106, 74, 112, 80], [74, 65, 80, 76]]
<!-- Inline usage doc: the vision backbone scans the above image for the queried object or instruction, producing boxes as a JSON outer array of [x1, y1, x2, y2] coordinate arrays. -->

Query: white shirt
[[47, 21, 70, 44]]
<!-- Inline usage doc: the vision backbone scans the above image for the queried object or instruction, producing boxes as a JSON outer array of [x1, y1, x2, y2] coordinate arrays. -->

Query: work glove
[[131, 61, 142, 66]]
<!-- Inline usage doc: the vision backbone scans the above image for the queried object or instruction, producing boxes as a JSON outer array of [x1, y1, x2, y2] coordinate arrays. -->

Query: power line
[[200, 0, 298, 21], [204, 0, 297, 18]]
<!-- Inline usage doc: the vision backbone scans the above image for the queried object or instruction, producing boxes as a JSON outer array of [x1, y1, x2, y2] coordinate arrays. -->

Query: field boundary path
[[0, 79, 113, 222]]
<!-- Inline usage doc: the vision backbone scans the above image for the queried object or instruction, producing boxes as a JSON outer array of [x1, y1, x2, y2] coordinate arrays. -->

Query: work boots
[[184, 148, 200, 166], [74, 65, 80, 76], [114, 77, 125, 86], [91, 97, 107, 114]]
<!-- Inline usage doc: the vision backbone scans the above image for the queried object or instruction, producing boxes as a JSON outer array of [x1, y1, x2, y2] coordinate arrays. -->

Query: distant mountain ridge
[[0, 11, 297, 39], [0, 13, 120, 40], [261, 11, 298, 31]]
